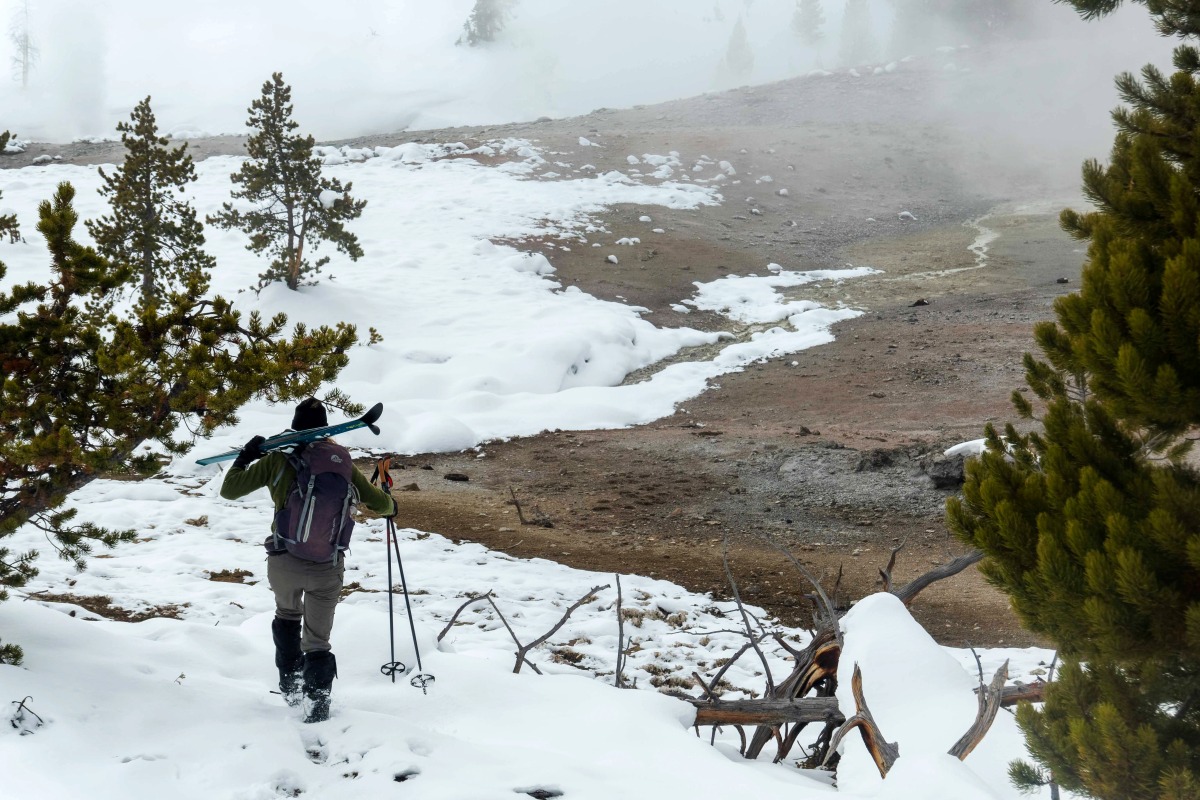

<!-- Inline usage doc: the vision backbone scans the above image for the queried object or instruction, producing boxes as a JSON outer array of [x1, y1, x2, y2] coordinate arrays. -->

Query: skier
[[220, 397, 397, 723]]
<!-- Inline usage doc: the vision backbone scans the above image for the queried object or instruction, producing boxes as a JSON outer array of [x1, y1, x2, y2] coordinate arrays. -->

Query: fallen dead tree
[[684, 533, 1030, 774], [820, 660, 1010, 777], [686, 678, 1043, 729], [433, 529, 1036, 781]]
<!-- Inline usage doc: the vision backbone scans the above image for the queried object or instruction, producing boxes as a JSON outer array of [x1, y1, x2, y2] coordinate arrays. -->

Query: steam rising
[[0, 0, 1176, 171]]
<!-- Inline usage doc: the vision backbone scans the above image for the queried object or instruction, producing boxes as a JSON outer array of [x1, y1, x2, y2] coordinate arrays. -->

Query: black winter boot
[[302, 650, 337, 723], [272, 617, 304, 707]]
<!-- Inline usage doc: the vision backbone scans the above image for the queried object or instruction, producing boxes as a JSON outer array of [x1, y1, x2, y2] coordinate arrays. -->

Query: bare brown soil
[[334, 50, 1088, 648], [8, 45, 1089, 647]]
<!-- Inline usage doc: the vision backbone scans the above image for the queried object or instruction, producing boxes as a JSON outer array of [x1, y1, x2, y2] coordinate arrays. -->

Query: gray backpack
[[271, 440, 359, 562]]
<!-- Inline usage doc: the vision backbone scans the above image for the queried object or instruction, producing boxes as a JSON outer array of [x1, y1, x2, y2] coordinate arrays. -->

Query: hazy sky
[[0, 0, 1175, 148]]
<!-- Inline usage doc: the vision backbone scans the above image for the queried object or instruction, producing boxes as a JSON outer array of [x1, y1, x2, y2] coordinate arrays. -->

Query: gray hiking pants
[[267, 553, 344, 653]]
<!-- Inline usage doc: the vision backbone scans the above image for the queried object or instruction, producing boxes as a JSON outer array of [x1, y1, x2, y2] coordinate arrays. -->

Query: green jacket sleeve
[[352, 468, 397, 517], [219, 451, 289, 504]]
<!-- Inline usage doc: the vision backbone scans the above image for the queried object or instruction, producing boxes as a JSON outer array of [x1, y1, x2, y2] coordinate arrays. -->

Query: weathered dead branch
[[877, 539, 907, 592], [508, 486, 554, 528], [890, 549, 984, 606], [743, 627, 841, 760], [950, 660, 1009, 760], [437, 591, 493, 642], [513, 583, 609, 674], [756, 530, 840, 636], [615, 574, 626, 688], [723, 534, 776, 694], [824, 664, 900, 778], [993, 681, 1045, 706], [691, 696, 844, 727]]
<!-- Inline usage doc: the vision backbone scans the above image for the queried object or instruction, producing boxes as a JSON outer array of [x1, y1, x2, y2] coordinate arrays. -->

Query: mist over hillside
[[0, 0, 1174, 151]]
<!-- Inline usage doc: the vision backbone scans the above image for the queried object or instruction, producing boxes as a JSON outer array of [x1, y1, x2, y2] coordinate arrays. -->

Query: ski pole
[[388, 516, 435, 694], [381, 520, 405, 682], [372, 459, 434, 693]]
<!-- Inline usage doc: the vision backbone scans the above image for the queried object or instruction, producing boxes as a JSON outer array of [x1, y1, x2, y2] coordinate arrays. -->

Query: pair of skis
[[194, 403, 384, 466]]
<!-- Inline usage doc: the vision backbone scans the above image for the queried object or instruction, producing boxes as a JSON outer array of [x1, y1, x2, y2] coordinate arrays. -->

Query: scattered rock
[[910, 298, 930, 307], [856, 448, 894, 472], [1056, 277, 1069, 284], [444, 473, 470, 482], [921, 452, 966, 488], [402, 482, 420, 491]]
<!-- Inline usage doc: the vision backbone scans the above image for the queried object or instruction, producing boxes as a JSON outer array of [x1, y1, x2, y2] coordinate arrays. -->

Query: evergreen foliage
[[0, 180, 359, 665], [457, 0, 518, 47], [793, 0, 826, 46], [839, 0, 877, 65], [947, 2, 1200, 796], [87, 97, 214, 311], [888, 0, 1031, 53], [210, 73, 365, 292], [719, 17, 756, 87]]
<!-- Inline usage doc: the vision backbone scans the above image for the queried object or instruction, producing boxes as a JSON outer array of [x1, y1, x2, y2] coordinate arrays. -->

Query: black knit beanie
[[291, 398, 328, 431]]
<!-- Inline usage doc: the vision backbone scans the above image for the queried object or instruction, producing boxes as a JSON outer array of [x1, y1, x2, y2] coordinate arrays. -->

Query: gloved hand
[[233, 435, 267, 469]]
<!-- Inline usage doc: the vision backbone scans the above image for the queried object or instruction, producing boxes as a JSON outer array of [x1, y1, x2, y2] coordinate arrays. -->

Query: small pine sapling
[[210, 72, 365, 292], [87, 97, 215, 311]]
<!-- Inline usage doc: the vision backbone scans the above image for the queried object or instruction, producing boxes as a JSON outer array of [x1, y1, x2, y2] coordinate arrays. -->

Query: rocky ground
[[5, 44, 1094, 647]]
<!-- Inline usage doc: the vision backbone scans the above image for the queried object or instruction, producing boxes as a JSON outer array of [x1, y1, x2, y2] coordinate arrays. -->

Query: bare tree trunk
[[691, 696, 843, 727]]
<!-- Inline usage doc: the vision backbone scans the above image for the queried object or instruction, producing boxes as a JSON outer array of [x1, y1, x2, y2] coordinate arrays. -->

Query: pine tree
[[86, 97, 214, 310], [719, 17, 755, 87], [457, 0, 518, 47], [793, 0, 826, 46], [210, 73, 365, 292], [0, 182, 360, 665], [839, 0, 877, 65], [946, 3, 1200, 796]]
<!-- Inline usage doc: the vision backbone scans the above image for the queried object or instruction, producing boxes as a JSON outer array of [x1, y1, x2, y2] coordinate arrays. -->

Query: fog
[[0, 0, 1176, 162]]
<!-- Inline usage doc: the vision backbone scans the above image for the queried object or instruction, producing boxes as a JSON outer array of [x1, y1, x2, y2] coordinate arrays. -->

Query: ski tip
[[363, 402, 384, 426], [367, 422, 381, 436]]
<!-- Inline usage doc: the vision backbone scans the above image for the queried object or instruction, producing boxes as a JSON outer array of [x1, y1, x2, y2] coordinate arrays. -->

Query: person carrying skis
[[220, 397, 397, 723]]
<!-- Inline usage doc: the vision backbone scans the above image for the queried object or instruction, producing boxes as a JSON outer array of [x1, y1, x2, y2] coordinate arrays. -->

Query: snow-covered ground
[[0, 137, 872, 455], [0, 133, 1060, 797], [2, 510, 1055, 799]]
